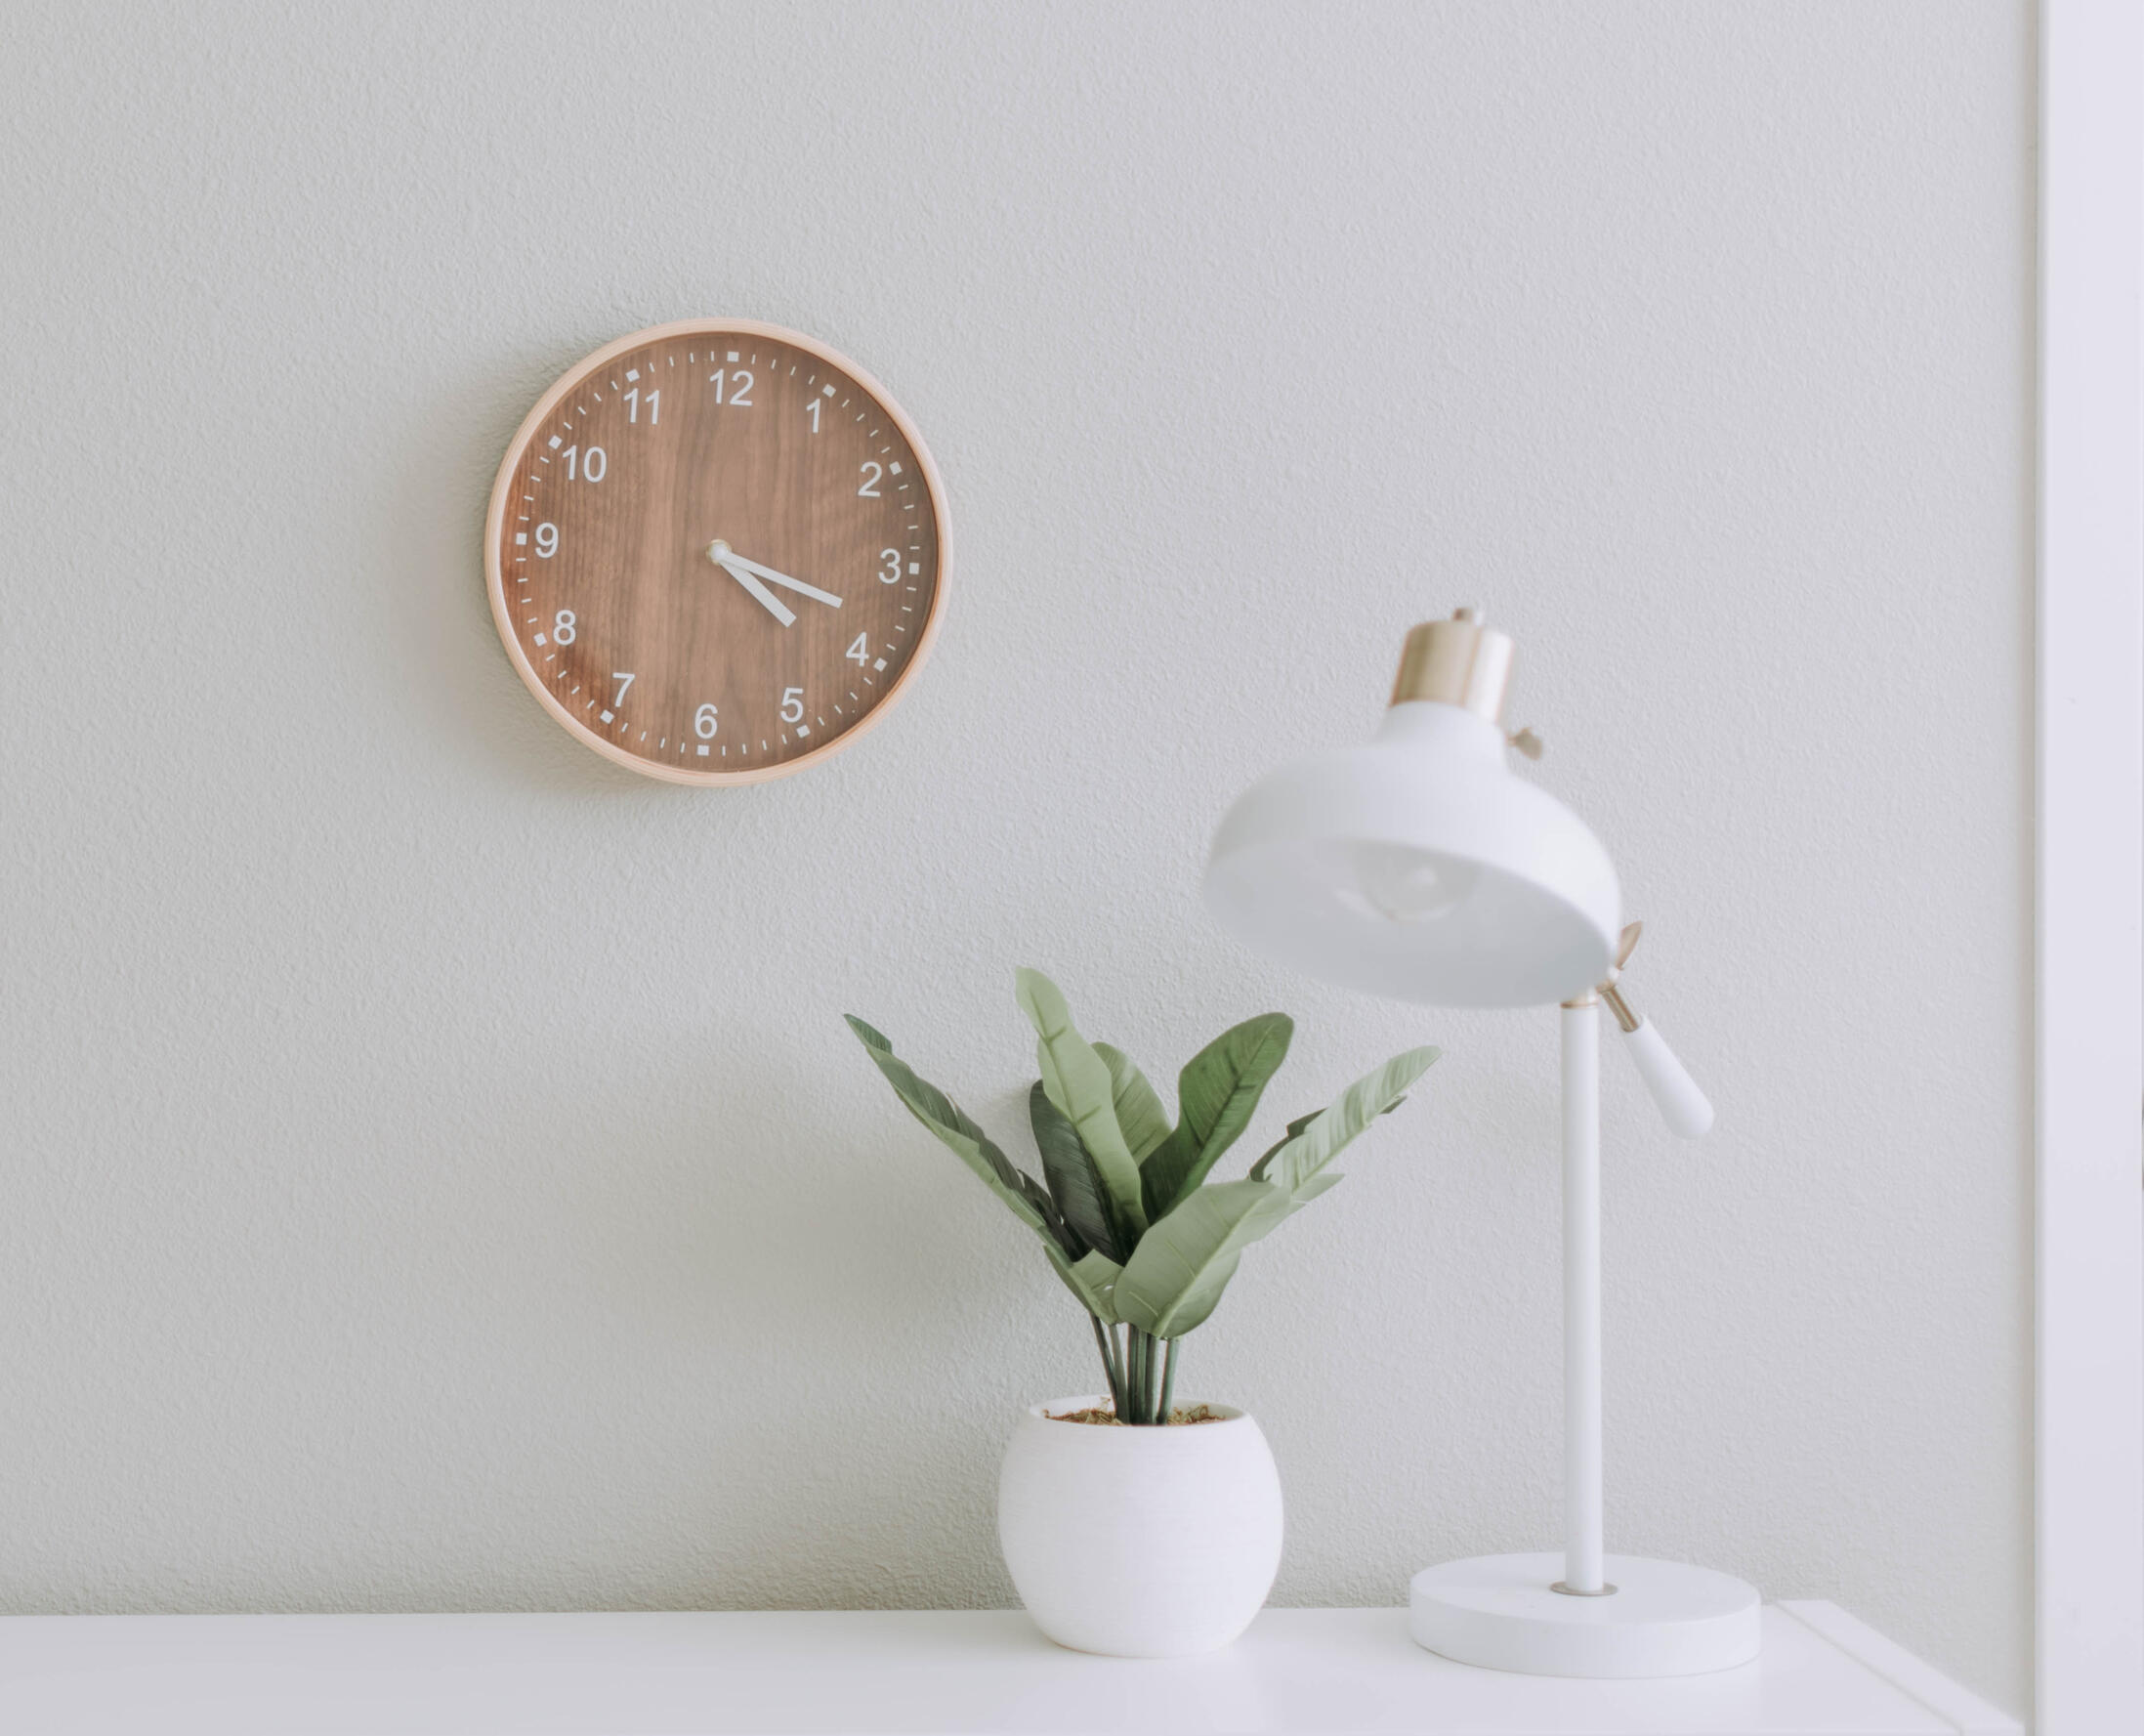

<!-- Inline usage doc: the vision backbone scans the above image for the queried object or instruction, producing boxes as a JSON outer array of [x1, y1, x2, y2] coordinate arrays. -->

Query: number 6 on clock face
[[483, 319, 950, 785]]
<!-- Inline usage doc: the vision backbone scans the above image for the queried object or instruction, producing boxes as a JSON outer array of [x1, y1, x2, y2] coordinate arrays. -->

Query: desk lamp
[[1203, 609, 1761, 1678]]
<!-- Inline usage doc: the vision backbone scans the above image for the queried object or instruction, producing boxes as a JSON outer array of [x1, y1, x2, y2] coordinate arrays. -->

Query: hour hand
[[707, 540, 796, 625], [721, 550, 843, 610]]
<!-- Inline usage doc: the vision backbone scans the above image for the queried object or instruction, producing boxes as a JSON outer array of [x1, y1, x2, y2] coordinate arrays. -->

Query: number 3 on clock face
[[483, 319, 951, 785]]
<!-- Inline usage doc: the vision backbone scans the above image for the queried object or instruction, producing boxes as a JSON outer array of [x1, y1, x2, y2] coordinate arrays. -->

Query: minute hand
[[720, 553, 843, 610]]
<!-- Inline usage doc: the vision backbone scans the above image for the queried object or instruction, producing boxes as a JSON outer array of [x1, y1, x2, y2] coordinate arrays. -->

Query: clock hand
[[707, 540, 796, 626], [723, 562, 798, 626], [718, 550, 844, 610]]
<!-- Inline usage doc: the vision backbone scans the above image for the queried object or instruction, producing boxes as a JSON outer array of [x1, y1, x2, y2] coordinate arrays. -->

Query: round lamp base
[[1409, 1552, 1761, 1678]]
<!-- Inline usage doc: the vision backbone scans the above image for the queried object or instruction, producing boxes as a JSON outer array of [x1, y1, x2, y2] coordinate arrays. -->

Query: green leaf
[[1113, 1178, 1294, 1338], [844, 1015, 1051, 1240], [1141, 1013, 1293, 1219], [1252, 1097, 1412, 1178], [846, 1016, 893, 1053], [1248, 1110, 1323, 1178], [1283, 1170, 1345, 1217], [1015, 969, 1148, 1238], [1094, 1042, 1172, 1164], [1030, 1082, 1129, 1262], [1250, 1046, 1441, 1195], [1046, 1246, 1122, 1324], [1018, 1170, 1087, 1260]]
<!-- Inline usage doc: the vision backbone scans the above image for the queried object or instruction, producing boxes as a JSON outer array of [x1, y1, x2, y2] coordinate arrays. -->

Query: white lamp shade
[[1204, 701, 1621, 1008]]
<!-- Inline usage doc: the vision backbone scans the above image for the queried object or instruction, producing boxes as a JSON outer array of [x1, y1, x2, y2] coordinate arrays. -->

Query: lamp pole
[[1559, 997, 1608, 1597]]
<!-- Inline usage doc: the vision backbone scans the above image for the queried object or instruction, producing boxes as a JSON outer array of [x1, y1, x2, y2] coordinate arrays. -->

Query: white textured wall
[[0, 1, 2034, 1713]]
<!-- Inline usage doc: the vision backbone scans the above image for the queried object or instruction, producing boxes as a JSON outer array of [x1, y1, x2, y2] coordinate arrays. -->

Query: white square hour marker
[[795, 724, 811, 739], [907, 562, 919, 574], [889, 461, 903, 475], [599, 709, 613, 723], [873, 657, 887, 671], [820, 384, 835, 397], [533, 633, 548, 647], [624, 368, 640, 382], [547, 435, 562, 449], [695, 744, 710, 756], [516, 532, 527, 545], [727, 350, 739, 361]]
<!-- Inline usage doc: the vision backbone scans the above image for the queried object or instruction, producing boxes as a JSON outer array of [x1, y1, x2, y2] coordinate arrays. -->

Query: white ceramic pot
[[996, 1395, 1283, 1658]]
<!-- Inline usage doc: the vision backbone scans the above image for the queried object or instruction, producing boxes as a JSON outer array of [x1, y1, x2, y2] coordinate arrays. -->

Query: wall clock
[[483, 319, 949, 784]]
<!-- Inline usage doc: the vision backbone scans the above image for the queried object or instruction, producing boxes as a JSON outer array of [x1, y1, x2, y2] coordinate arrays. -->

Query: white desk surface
[[0, 1602, 2019, 1735]]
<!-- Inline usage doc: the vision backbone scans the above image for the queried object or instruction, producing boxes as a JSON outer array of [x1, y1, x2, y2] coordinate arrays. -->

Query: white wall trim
[[2037, 2, 2144, 1730]]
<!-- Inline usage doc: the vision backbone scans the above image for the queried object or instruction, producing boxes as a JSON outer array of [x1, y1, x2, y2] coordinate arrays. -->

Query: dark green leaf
[[1020, 1169, 1086, 1259], [1030, 1082, 1126, 1262], [1141, 1013, 1293, 1218]]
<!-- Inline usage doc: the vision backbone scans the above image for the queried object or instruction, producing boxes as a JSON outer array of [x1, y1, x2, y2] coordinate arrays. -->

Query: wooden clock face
[[484, 319, 948, 783]]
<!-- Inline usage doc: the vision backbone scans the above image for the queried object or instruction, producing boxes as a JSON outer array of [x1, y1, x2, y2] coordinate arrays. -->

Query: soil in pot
[[1044, 1404, 1227, 1426]]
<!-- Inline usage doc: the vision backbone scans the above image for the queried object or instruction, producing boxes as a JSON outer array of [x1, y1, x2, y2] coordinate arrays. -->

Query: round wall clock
[[483, 319, 949, 784]]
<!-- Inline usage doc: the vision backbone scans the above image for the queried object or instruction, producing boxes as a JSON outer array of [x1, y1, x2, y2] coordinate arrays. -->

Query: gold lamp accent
[[1390, 608, 1543, 758], [1389, 607, 1515, 722]]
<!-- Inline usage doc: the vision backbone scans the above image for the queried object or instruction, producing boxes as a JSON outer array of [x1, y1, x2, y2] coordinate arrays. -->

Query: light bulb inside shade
[[1336, 841, 1480, 925]]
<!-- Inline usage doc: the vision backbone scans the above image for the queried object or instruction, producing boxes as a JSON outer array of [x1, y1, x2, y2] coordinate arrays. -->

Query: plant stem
[[1130, 1328, 1160, 1425], [1157, 1336, 1179, 1423], [1090, 1314, 1123, 1414], [1127, 1329, 1145, 1423]]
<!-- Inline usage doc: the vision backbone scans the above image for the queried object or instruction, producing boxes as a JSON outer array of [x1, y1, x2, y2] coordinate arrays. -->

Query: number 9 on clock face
[[483, 319, 950, 784]]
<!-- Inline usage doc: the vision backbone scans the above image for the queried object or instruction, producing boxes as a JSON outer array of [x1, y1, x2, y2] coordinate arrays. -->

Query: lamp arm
[[1611, 1006, 1714, 1139], [1595, 922, 1714, 1141]]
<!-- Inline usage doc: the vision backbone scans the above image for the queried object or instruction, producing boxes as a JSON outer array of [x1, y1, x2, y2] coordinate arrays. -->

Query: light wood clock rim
[[483, 317, 952, 786]]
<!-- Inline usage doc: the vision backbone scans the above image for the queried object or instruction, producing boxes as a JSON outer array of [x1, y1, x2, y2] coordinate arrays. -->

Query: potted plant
[[847, 967, 1437, 1657]]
